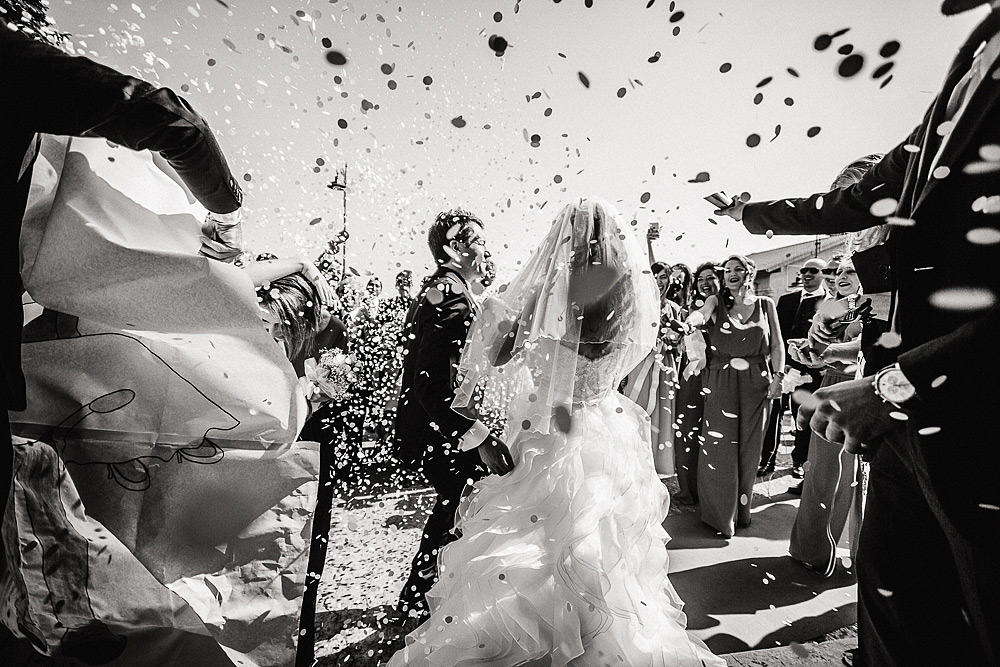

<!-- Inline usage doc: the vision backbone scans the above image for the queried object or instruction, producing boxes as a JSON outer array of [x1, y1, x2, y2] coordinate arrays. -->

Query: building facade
[[747, 235, 847, 299]]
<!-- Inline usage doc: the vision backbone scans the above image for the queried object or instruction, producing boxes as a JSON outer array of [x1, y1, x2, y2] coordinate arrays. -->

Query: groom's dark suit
[[741, 11, 1000, 666], [393, 266, 487, 615]]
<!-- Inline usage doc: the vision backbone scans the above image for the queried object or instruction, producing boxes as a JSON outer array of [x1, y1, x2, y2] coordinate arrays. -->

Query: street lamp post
[[327, 164, 349, 278]]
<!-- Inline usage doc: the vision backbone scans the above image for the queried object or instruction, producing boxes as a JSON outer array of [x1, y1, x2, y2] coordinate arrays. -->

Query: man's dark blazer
[[775, 288, 824, 378], [1, 27, 243, 412], [393, 267, 480, 471], [742, 52, 1000, 541], [741, 13, 1000, 664], [776, 289, 822, 342]]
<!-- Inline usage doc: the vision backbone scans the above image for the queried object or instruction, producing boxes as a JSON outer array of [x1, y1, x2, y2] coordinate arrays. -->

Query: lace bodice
[[515, 340, 640, 407], [572, 352, 626, 403]]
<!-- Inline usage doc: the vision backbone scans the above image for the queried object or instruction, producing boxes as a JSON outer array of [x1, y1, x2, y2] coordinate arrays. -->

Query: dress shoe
[[789, 481, 803, 496], [756, 464, 775, 477], [791, 464, 804, 478]]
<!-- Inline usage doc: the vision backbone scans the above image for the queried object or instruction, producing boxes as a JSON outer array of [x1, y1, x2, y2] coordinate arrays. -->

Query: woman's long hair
[[257, 273, 321, 361]]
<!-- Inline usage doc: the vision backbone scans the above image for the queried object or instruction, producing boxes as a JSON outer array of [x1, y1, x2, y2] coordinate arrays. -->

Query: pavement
[[724, 638, 855, 666], [316, 431, 860, 666], [667, 471, 858, 656]]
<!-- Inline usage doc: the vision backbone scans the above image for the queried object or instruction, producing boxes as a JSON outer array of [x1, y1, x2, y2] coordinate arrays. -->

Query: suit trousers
[[397, 448, 485, 617], [759, 396, 784, 470], [857, 432, 999, 667]]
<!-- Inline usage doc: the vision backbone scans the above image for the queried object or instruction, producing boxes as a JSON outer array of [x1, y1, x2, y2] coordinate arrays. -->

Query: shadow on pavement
[[670, 553, 856, 653]]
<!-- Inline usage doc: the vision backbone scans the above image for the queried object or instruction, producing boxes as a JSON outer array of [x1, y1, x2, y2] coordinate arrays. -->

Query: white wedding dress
[[389, 198, 723, 667]]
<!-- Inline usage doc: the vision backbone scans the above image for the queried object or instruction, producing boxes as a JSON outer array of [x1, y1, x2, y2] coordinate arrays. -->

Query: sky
[[45, 0, 985, 286]]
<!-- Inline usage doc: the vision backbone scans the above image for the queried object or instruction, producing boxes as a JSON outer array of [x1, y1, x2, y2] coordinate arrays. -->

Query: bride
[[388, 198, 723, 666]]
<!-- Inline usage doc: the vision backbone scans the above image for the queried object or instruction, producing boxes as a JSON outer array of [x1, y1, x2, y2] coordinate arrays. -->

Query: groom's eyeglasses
[[798, 268, 820, 275]]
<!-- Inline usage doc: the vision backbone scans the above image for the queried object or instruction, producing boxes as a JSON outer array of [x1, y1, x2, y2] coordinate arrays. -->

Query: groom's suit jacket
[[0, 27, 243, 412], [393, 267, 481, 471], [741, 11, 1000, 547]]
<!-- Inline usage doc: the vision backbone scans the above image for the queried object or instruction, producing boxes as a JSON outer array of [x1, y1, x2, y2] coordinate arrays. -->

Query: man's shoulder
[[419, 273, 472, 308], [776, 291, 800, 306]]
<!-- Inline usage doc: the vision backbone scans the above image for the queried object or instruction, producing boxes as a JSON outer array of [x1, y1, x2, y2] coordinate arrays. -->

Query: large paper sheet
[[3, 136, 318, 666]]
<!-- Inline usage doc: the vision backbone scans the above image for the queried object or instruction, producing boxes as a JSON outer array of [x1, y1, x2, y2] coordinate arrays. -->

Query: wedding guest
[[759, 257, 827, 478], [820, 257, 841, 295], [1, 24, 244, 642], [788, 257, 866, 576], [292, 306, 350, 667], [687, 255, 784, 536], [667, 263, 694, 310], [673, 261, 722, 504], [715, 3, 1000, 662], [623, 262, 684, 477]]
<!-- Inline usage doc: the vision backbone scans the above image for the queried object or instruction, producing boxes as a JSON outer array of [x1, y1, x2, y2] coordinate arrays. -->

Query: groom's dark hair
[[427, 208, 483, 265]]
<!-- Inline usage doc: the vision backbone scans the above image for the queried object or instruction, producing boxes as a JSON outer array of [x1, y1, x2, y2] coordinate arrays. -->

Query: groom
[[393, 209, 513, 620]]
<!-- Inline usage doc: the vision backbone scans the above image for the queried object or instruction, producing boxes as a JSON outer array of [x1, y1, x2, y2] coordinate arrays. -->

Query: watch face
[[879, 369, 916, 403]]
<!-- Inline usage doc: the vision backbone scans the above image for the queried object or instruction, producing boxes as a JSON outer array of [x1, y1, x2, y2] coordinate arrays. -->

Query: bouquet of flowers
[[305, 349, 356, 403]]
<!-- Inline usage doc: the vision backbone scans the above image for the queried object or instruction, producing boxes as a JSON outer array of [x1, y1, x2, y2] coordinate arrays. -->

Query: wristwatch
[[873, 363, 917, 408]]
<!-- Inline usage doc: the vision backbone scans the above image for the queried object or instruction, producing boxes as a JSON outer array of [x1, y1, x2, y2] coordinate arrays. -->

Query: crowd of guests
[[3, 1, 999, 665], [623, 197, 871, 549]]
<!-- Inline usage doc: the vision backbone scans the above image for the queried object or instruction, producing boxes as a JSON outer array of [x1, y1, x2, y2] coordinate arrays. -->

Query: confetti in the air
[[325, 50, 348, 66], [838, 53, 865, 78], [488, 34, 509, 56]]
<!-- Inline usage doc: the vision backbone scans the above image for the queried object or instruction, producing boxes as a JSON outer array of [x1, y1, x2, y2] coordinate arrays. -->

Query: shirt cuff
[[459, 420, 490, 451]]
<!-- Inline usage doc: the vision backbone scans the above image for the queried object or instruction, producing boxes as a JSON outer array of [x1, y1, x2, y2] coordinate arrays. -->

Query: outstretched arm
[[243, 258, 336, 307], [685, 294, 719, 328], [3, 28, 242, 215], [714, 127, 918, 237]]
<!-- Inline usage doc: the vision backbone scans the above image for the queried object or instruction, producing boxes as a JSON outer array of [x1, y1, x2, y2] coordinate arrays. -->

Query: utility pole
[[327, 164, 349, 278]]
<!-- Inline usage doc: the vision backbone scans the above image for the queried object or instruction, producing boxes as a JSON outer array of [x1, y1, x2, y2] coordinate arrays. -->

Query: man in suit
[[0, 30, 245, 522], [393, 209, 514, 621], [716, 2, 1000, 664], [759, 257, 828, 478], [2, 21, 245, 662]]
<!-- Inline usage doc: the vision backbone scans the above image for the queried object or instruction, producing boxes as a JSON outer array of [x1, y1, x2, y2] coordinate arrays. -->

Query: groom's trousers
[[398, 449, 484, 617], [856, 429, 999, 667]]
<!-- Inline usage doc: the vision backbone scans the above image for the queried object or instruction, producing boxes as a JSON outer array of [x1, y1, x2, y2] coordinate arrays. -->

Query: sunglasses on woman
[[821, 268, 837, 275]]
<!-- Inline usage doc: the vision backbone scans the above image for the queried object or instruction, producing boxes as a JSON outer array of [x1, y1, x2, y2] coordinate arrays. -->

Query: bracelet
[[773, 370, 785, 379]]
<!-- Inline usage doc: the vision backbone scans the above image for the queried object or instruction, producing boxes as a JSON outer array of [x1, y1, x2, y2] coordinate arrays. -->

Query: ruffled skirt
[[388, 393, 723, 667]]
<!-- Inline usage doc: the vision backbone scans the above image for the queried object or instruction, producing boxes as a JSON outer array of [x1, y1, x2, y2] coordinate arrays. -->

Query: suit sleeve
[[2, 28, 242, 213], [742, 128, 918, 237], [411, 292, 479, 446], [897, 304, 998, 409]]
